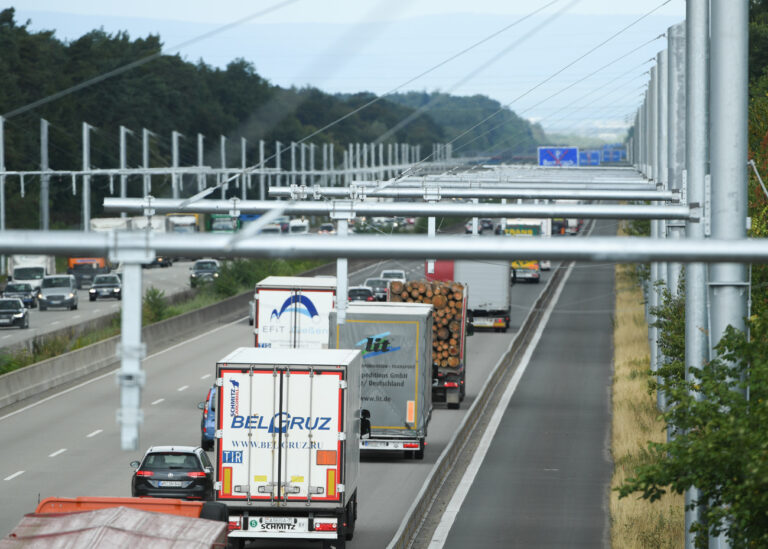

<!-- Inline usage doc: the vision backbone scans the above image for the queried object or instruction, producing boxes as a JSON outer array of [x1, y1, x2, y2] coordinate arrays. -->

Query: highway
[[0, 261, 195, 349], [434, 220, 615, 548], [0, 252, 557, 545]]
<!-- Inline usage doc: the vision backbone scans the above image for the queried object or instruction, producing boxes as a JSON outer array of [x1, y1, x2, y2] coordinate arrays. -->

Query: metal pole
[[300, 143, 306, 186], [220, 136, 227, 199], [259, 140, 266, 200], [241, 137, 248, 201], [685, 0, 710, 545], [336, 217, 349, 324], [655, 51, 669, 414], [310, 143, 316, 186], [82, 122, 92, 231], [275, 141, 282, 188], [142, 128, 150, 197], [330, 143, 335, 186], [40, 119, 50, 231], [667, 23, 686, 296], [119, 126, 130, 218], [291, 142, 296, 187], [197, 133, 205, 192], [172, 131, 181, 199]]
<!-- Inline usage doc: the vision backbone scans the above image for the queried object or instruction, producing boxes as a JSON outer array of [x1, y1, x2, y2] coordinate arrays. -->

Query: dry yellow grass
[[611, 259, 684, 547]]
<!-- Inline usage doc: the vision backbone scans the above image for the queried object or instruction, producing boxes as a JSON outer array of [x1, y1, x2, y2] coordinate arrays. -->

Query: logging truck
[[388, 277, 471, 409]]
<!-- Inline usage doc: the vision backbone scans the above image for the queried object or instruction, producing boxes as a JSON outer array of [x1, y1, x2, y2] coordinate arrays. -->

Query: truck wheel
[[415, 441, 425, 461], [89, 296, 96, 302], [345, 494, 357, 540], [447, 402, 460, 410], [199, 501, 228, 522], [227, 540, 244, 549], [39, 304, 46, 311]]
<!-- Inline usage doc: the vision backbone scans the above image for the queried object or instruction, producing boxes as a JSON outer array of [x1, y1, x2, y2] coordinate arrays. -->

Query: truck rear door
[[256, 289, 334, 348], [217, 367, 344, 504]]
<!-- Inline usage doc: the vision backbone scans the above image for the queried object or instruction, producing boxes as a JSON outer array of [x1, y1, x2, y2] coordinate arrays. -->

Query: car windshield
[[261, 226, 281, 234], [94, 275, 119, 285], [5, 284, 31, 292], [289, 224, 308, 233], [13, 267, 43, 280], [211, 218, 237, 231], [365, 279, 388, 290], [194, 261, 218, 271], [141, 452, 200, 471], [0, 300, 21, 311], [319, 224, 334, 232], [72, 263, 98, 272], [42, 277, 71, 288]]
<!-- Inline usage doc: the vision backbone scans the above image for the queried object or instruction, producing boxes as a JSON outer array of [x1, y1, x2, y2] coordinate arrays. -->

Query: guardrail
[[386, 262, 569, 548]]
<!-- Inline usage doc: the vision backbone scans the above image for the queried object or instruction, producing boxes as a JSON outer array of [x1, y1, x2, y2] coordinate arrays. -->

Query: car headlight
[[213, 273, 219, 278], [12, 312, 24, 318], [68, 292, 74, 299], [190, 273, 197, 278], [37, 293, 44, 300], [89, 288, 96, 293], [113, 288, 120, 293]]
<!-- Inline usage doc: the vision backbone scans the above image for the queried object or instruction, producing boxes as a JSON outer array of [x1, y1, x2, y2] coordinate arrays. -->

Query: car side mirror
[[360, 409, 371, 438], [197, 402, 205, 410], [466, 321, 475, 337], [129, 460, 140, 468], [204, 467, 213, 473]]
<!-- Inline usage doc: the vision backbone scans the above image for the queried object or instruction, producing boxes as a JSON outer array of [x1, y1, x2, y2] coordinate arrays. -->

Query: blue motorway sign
[[537, 147, 579, 167], [579, 150, 601, 166]]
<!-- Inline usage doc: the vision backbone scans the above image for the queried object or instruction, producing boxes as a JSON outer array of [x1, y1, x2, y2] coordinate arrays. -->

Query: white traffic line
[[200, 374, 211, 380], [1, 335, 10, 340], [50, 321, 60, 325], [177, 385, 189, 392], [86, 429, 103, 438], [48, 448, 67, 458], [428, 262, 575, 549], [4, 471, 24, 481], [0, 316, 247, 422], [73, 315, 81, 319], [93, 309, 101, 314], [151, 398, 165, 405]]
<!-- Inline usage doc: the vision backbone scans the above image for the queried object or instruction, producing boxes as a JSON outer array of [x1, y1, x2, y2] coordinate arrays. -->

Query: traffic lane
[[442, 255, 614, 545], [0, 317, 249, 534], [0, 261, 195, 350], [0, 260, 553, 542]]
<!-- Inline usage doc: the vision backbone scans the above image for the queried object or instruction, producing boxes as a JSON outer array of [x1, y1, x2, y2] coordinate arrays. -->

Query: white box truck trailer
[[252, 276, 336, 349], [214, 348, 368, 549], [7, 255, 56, 291], [330, 302, 433, 459]]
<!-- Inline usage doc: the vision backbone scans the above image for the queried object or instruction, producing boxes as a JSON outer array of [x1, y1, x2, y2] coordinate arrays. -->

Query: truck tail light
[[228, 519, 241, 531], [444, 382, 459, 388], [314, 521, 337, 531], [135, 470, 154, 477], [316, 450, 337, 466], [403, 443, 419, 449]]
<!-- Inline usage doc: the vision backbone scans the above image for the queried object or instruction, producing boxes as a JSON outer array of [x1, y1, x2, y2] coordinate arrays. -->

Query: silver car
[[38, 275, 79, 311]]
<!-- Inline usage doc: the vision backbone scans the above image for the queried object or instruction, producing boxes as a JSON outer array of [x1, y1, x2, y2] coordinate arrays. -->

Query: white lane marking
[[93, 309, 101, 314], [151, 398, 165, 405], [0, 316, 247, 423], [200, 374, 211, 380], [177, 385, 189, 392], [50, 321, 60, 325], [49, 448, 67, 458], [1, 335, 10, 339], [4, 471, 24, 481], [73, 315, 81, 319], [86, 429, 102, 438], [428, 262, 575, 548]]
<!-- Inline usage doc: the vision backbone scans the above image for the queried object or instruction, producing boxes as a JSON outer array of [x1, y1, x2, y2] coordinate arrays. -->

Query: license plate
[[472, 318, 495, 327], [158, 481, 183, 487], [249, 517, 308, 533], [100, 290, 111, 295]]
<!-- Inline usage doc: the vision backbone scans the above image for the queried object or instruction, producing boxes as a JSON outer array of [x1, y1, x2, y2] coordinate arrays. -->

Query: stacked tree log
[[389, 279, 464, 368]]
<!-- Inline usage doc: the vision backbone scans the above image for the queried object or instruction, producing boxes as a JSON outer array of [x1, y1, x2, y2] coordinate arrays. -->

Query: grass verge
[[0, 258, 325, 376], [610, 260, 684, 547]]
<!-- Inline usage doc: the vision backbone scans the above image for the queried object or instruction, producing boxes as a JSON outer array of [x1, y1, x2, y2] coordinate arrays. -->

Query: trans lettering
[[230, 413, 332, 432]]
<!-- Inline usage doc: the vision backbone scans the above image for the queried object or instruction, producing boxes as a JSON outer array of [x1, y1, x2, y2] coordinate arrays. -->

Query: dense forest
[[0, 8, 544, 229]]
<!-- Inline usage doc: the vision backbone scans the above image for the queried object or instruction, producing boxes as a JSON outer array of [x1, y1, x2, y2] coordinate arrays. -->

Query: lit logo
[[229, 379, 240, 418], [355, 332, 400, 358], [271, 295, 320, 323]]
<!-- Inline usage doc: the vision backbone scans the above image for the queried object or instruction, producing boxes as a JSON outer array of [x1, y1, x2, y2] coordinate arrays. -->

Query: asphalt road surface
[[0, 254, 556, 544], [0, 261, 195, 349], [437, 221, 616, 549]]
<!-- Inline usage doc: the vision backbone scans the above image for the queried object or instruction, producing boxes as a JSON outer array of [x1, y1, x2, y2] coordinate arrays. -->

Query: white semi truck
[[214, 347, 368, 549], [7, 255, 56, 291], [251, 276, 336, 348]]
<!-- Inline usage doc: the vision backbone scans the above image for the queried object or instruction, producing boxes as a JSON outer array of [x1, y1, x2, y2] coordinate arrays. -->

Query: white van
[[288, 219, 310, 234]]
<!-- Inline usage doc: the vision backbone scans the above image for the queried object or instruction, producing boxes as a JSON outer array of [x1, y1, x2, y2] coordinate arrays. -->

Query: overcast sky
[[12, 0, 686, 142]]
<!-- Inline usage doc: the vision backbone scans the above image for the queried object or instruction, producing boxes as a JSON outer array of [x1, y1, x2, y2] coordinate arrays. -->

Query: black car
[[190, 259, 220, 288], [2, 282, 37, 308], [0, 298, 29, 329], [480, 218, 494, 232], [130, 446, 214, 500], [348, 286, 375, 302], [363, 277, 390, 301], [143, 256, 173, 268], [88, 274, 122, 301]]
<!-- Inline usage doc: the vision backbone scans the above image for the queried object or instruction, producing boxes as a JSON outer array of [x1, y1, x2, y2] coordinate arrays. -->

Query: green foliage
[[142, 286, 168, 324], [617, 313, 768, 548], [649, 278, 686, 387]]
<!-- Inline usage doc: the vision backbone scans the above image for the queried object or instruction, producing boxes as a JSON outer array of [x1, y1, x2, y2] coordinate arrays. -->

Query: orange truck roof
[[35, 496, 204, 518]]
